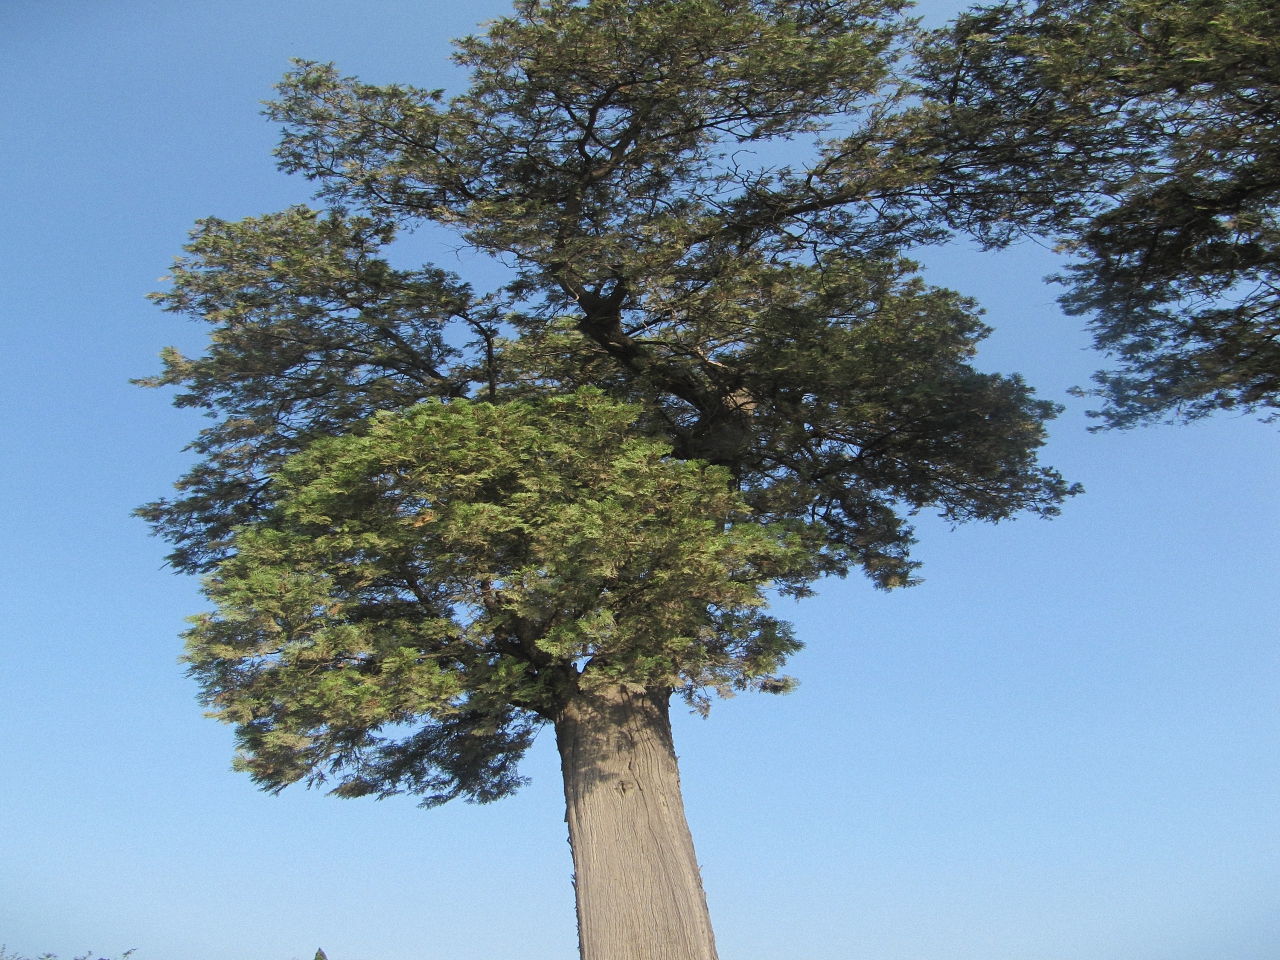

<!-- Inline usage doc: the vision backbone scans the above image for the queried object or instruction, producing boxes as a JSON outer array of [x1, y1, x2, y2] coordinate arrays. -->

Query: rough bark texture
[[555, 683, 719, 960]]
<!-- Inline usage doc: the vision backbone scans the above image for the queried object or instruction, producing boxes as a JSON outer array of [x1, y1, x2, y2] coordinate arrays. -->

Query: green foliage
[[145, 0, 1083, 806], [185, 391, 818, 804], [918, 0, 1280, 426], [138, 206, 474, 569], [147, 0, 1075, 585], [269, 0, 911, 269]]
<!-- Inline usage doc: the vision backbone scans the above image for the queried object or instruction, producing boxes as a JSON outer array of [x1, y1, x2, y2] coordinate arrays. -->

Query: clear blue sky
[[1, 2, 1277, 959]]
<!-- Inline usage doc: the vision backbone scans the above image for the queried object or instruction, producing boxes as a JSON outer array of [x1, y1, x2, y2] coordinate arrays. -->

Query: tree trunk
[[554, 683, 718, 960]]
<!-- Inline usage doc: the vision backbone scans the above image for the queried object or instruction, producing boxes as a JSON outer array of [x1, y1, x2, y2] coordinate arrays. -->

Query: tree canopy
[[143, 3, 1095, 954], [918, 0, 1280, 427]]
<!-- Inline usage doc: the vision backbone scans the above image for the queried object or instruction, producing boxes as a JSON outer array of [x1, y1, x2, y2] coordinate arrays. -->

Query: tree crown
[[146, 0, 1082, 806]]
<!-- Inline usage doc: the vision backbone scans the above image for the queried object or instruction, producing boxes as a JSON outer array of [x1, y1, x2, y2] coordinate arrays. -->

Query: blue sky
[[1, 2, 1277, 959]]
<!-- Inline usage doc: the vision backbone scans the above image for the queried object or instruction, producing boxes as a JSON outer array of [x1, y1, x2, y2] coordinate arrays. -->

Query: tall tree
[[143, 2, 1078, 957], [916, 0, 1280, 428]]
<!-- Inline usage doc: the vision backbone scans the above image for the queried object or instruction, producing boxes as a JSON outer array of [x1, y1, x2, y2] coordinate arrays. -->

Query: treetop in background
[[919, 0, 1280, 426]]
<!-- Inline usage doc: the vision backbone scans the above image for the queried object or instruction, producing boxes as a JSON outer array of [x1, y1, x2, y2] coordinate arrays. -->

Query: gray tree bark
[[554, 683, 719, 960]]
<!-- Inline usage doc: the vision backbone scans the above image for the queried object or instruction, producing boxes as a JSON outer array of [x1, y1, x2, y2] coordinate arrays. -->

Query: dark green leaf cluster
[[139, 207, 474, 569], [269, 0, 910, 269], [185, 392, 817, 803], [918, 0, 1280, 426]]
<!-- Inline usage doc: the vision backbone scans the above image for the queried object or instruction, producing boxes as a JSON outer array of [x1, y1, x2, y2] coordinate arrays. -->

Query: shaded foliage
[[918, 0, 1280, 426]]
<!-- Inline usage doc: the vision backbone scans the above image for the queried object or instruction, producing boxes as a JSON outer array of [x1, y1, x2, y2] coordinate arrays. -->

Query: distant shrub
[[0, 947, 135, 960]]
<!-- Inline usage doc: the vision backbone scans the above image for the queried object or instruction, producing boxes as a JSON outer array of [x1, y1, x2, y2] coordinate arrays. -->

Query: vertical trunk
[[554, 683, 718, 960]]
